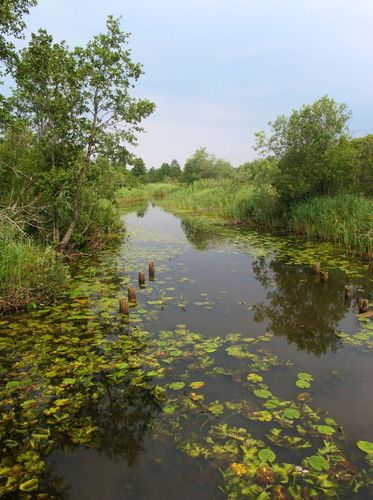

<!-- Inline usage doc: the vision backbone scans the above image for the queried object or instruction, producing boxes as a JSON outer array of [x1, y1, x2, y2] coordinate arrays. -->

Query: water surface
[[1, 205, 373, 499]]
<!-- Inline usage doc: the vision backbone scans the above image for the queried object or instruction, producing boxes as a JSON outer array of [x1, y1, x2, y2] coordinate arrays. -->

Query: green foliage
[[351, 134, 373, 196], [291, 194, 373, 253], [256, 96, 355, 204], [0, 0, 37, 62], [183, 148, 234, 184], [0, 225, 69, 311]]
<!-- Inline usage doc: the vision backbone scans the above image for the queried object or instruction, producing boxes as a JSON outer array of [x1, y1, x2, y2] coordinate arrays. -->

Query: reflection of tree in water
[[87, 379, 160, 464], [251, 257, 348, 356], [136, 205, 148, 218], [181, 218, 226, 250]]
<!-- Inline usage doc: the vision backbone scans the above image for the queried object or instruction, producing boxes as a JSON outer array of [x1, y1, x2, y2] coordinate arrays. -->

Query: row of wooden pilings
[[313, 261, 371, 315], [119, 260, 155, 315]]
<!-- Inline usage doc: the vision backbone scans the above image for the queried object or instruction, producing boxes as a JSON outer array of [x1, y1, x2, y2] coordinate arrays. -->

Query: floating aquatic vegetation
[[1, 205, 372, 498]]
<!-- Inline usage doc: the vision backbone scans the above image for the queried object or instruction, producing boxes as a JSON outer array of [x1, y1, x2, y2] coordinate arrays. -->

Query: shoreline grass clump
[[0, 227, 69, 312], [291, 194, 373, 254]]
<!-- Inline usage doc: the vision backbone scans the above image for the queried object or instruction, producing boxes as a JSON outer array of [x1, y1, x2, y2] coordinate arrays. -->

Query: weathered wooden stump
[[359, 299, 369, 314], [128, 286, 137, 305], [344, 285, 353, 300], [119, 299, 129, 315], [138, 271, 146, 287], [149, 260, 155, 280], [313, 262, 321, 274], [320, 271, 329, 282]]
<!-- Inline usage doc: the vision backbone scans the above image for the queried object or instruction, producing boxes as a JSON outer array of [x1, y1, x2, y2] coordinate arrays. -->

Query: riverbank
[[119, 180, 373, 256]]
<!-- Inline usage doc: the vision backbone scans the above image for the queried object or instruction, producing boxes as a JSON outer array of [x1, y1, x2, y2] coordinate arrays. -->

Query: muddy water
[[1, 204, 373, 499]]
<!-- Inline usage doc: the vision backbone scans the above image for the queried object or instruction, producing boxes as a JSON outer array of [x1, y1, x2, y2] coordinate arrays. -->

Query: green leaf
[[357, 441, 373, 454], [308, 455, 329, 471], [258, 448, 276, 463], [247, 373, 263, 383], [296, 379, 310, 389], [169, 381, 185, 390], [297, 372, 313, 381], [317, 425, 335, 436], [283, 408, 300, 420], [254, 389, 272, 399]]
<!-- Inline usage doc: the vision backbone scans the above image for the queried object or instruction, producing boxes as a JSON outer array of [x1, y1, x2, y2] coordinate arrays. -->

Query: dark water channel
[[1, 204, 373, 499]]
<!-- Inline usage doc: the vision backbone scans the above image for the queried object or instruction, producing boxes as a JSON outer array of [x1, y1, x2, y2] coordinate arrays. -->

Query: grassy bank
[[0, 228, 69, 312], [155, 179, 372, 254], [118, 183, 180, 205], [292, 194, 373, 254]]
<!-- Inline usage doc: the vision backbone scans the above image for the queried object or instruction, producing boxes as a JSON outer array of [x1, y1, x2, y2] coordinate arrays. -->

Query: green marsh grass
[[118, 183, 180, 205], [0, 227, 69, 311], [291, 194, 373, 253]]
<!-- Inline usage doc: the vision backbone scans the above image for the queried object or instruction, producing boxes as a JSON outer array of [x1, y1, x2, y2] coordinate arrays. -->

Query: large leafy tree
[[14, 16, 155, 249], [255, 96, 355, 204], [0, 0, 37, 62]]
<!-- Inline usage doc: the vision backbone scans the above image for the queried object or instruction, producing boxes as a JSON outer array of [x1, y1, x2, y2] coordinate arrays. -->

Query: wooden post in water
[[119, 299, 129, 315], [359, 299, 369, 314], [128, 286, 137, 305], [149, 260, 155, 281], [138, 271, 146, 287], [313, 262, 321, 274], [320, 271, 329, 282], [344, 285, 353, 300]]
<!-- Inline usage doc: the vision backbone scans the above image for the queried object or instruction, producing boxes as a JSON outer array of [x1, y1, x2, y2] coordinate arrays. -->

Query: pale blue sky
[[16, 0, 373, 166]]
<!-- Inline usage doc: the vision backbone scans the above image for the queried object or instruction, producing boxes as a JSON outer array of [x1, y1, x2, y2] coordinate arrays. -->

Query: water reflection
[[251, 257, 346, 355]]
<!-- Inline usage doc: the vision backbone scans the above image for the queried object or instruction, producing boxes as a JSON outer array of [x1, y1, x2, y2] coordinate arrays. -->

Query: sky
[[14, 0, 373, 167]]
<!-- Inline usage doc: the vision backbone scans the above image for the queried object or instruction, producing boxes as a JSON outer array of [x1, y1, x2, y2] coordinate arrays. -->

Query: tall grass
[[159, 178, 280, 226], [117, 183, 180, 205], [291, 194, 373, 253], [0, 226, 69, 312]]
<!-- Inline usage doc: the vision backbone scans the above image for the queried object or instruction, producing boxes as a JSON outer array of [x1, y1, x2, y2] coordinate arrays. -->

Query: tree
[[183, 147, 233, 184], [131, 157, 147, 178], [169, 159, 181, 179], [13, 16, 155, 249], [255, 96, 354, 204], [0, 0, 37, 63], [351, 134, 373, 196]]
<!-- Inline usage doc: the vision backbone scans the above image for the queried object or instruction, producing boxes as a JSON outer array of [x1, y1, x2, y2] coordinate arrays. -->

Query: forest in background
[[0, 1, 372, 312]]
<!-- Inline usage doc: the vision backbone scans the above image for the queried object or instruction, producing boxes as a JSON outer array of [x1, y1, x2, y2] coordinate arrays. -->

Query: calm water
[[1, 204, 373, 499]]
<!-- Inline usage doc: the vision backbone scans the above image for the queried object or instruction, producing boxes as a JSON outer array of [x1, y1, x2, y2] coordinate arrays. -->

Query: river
[[1, 204, 373, 499]]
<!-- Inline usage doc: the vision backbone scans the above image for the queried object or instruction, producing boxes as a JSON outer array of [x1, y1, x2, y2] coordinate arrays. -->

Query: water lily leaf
[[254, 389, 272, 399], [317, 425, 335, 436], [169, 381, 185, 390], [297, 372, 313, 381], [247, 373, 263, 383], [296, 379, 310, 389], [190, 381, 204, 389], [258, 448, 276, 463], [357, 441, 373, 454], [308, 454, 329, 471], [283, 408, 300, 420]]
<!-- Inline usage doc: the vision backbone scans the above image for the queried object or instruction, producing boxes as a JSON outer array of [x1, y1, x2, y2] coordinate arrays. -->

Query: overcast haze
[[19, 0, 373, 167]]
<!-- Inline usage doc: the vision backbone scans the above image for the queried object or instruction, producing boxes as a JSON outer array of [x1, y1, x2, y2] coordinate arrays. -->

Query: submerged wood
[[344, 285, 353, 299], [320, 271, 329, 282], [358, 309, 373, 319], [128, 286, 137, 304], [313, 262, 321, 274], [149, 260, 155, 280], [139, 271, 146, 286], [119, 298, 129, 314], [359, 299, 369, 314]]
